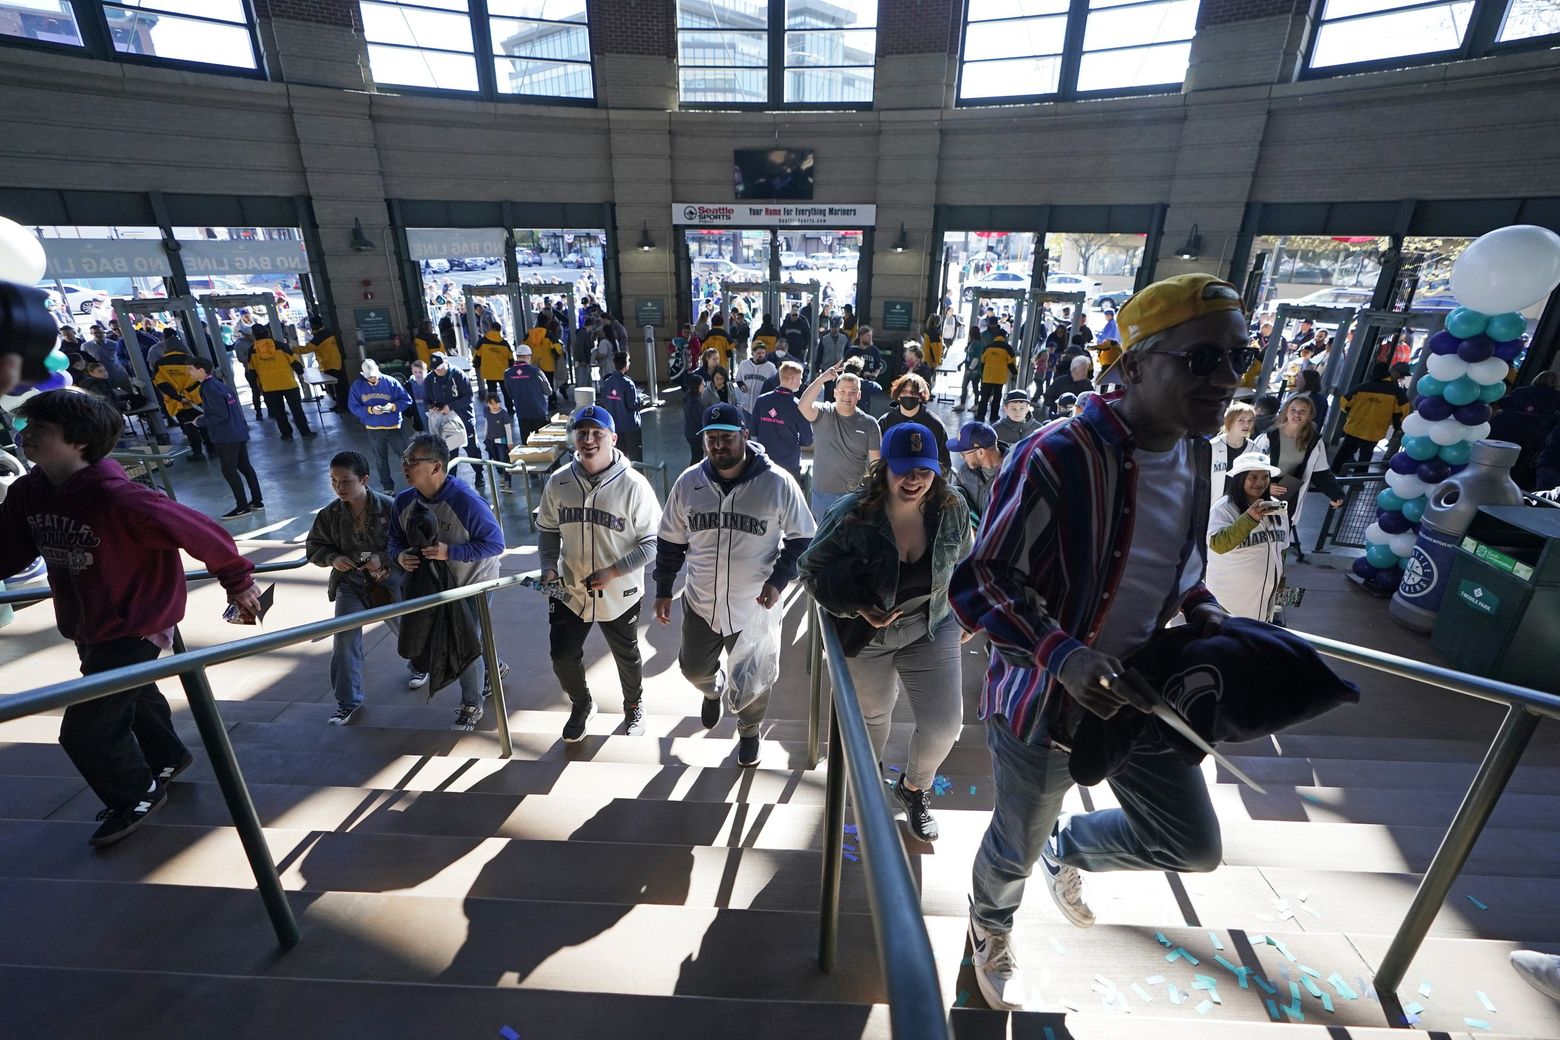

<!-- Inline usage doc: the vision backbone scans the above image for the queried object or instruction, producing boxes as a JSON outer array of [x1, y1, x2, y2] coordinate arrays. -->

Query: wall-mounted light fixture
[[1175, 223, 1202, 261], [350, 219, 376, 253], [638, 222, 655, 252], [893, 222, 909, 253]]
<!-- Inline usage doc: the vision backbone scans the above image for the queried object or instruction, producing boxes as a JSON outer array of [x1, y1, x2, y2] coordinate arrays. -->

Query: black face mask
[[898, 396, 920, 411]]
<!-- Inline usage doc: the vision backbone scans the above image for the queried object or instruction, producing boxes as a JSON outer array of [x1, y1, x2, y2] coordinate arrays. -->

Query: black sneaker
[[737, 734, 761, 767], [451, 702, 483, 731], [220, 506, 251, 520], [328, 705, 359, 726], [280, 434, 294, 441], [562, 699, 596, 742], [301, 430, 319, 439], [701, 696, 721, 729], [482, 660, 511, 699], [249, 499, 265, 510], [407, 670, 429, 689], [153, 752, 194, 785], [624, 701, 645, 736], [88, 782, 167, 847], [893, 776, 939, 842]]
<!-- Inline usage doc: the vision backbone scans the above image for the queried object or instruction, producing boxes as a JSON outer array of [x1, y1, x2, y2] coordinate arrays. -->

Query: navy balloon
[[1418, 396, 1454, 422], [1448, 463, 1468, 475], [1456, 335, 1495, 362], [1389, 452, 1420, 475], [1378, 510, 1411, 534], [1453, 401, 1492, 425], [1417, 459, 1451, 484], [1426, 330, 1463, 356], [1491, 339, 1524, 362], [1352, 556, 1376, 580]]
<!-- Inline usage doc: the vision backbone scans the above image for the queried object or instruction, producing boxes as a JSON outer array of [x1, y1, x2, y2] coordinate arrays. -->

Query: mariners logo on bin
[[1399, 547, 1435, 598]]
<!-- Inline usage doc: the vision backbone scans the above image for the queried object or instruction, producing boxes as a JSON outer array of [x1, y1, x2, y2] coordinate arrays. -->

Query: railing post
[[818, 707, 846, 973], [807, 599, 823, 769], [474, 593, 515, 759], [172, 633, 299, 950], [1375, 704, 1541, 993]]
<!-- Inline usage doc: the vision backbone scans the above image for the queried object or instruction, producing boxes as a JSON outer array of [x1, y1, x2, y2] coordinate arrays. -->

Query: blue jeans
[[330, 576, 402, 711], [810, 489, 846, 524], [970, 715, 1222, 936]]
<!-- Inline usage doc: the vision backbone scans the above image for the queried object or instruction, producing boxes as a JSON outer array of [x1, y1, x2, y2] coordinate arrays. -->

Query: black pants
[[485, 438, 511, 486], [619, 427, 643, 463], [244, 368, 266, 418], [977, 381, 1004, 424], [519, 416, 549, 445], [688, 436, 703, 465], [323, 369, 347, 409], [176, 417, 212, 458], [262, 388, 313, 437], [64, 637, 189, 810], [1333, 433, 1378, 472], [484, 378, 515, 412], [458, 415, 485, 487], [214, 441, 262, 507], [548, 598, 643, 708]]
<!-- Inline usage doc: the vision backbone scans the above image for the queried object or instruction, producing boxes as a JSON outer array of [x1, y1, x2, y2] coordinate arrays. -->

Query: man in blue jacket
[[598, 351, 643, 462], [502, 343, 554, 444], [188, 358, 264, 520], [751, 360, 812, 482], [348, 359, 414, 493]]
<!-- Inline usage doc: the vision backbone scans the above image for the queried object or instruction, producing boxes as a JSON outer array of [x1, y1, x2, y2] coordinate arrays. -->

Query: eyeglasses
[[401, 456, 438, 467], [1146, 344, 1260, 378]]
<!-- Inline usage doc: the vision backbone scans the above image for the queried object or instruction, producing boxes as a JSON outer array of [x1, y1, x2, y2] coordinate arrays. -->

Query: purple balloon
[[16, 371, 71, 394], [1417, 459, 1451, 484], [1418, 396, 1454, 422], [1453, 401, 1492, 425], [1378, 510, 1412, 534], [1456, 335, 1494, 363], [1389, 452, 1420, 474], [1352, 556, 1377, 579], [1448, 463, 1468, 475], [1427, 330, 1464, 356], [1491, 338, 1524, 362]]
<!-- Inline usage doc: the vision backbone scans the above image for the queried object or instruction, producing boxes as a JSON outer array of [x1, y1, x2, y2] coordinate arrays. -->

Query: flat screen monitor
[[733, 149, 815, 200]]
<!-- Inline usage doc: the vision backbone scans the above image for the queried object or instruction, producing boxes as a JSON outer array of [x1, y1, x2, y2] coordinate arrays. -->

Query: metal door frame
[[721, 279, 823, 361], [1261, 305, 1358, 402], [1025, 291, 1087, 389], [964, 289, 1029, 389], [110, 296, 206, 442], [518, 282, 579, 385], [462, 283, 525, 356], [197, 293, 289, 375]]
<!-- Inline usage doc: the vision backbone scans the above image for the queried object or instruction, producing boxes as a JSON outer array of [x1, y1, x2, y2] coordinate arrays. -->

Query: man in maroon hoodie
[[1, 389, 259, 846]]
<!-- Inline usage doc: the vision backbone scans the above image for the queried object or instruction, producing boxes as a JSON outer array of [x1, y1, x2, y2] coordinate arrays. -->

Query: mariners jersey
[[536, 450, 661, 622]]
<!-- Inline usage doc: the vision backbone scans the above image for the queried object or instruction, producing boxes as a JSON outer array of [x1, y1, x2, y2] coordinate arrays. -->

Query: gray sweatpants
[[843, 611, 963, 790], [679, 598, 771, 738]]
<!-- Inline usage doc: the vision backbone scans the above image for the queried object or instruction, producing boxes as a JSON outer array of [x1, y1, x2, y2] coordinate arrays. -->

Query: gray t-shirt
[[810, 402, 882, 493]]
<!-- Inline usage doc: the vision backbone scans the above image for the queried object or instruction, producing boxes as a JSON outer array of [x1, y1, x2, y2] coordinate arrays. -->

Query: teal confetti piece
[[1265, 999, 1280, 1021], [1418, 980, 1432, 997], [1299, 964, 1321, 979], [1179, 948, 1200, 966], [1477, 990, 1496, 1012], [1155, 931, 1172, 947], [1327, 972, 1358, 1000], [1209, 931, 1224, 950], [1254, 975, 1277, 995], [1131, 983, 1152, 1002], [1168, 985, 1183, 1005], [1196, 999, 1214, 1015], [1043, 1028, 1058, 1040], [1321, 992, 1334, 1014], [1403, 1001, 1425, 1016], [1302, 976, 1323, 999], [1215, 955, 1239, 975], [500, 1028, 520, 1040], [1166, 949, 1182, 963], [1290, 981, 1303, 1004], [955, 989, 969, 1007], [1192, 974, 1217, 989], [1049, 936, 1067, 956], [1301, 792, 1323, 803], [969, 786, 977, 795], [1282, 1004, 1306, 1023], [1406, 1014, 1421, 1026], [1467, 895, 1488, 910], [1274, 940, 1297, 963], [1465, 1018, 1493, 1031]]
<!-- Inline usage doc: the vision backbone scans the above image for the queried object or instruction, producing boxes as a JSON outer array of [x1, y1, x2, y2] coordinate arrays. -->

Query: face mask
[[898, 396, 920, 411]]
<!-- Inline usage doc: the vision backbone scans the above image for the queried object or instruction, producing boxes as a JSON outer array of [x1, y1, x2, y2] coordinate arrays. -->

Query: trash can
[[1431, 505, 1560, 693]]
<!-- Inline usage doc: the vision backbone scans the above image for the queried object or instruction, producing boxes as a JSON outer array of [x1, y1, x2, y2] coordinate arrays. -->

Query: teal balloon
[[43, 349, 69, 373], [1377, 488, 1405, 512], [1445, 307, 1487, 339], [1366, 543, 1399, 567], [1478, 380, 1507, 403], [1416, 375, 1445, 398], [1438, 441, 1471, 466], [1403, 436, 1438, 460], [1442, 376, 1480, 406], [1401, 496, 1427, 523], [1483, 311, 1526, 342]]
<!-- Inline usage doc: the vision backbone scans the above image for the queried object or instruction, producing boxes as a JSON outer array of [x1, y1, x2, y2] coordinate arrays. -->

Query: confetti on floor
[[1300, 903, 1323, 918], [1196, 999, 1214, 1015], [1299, 965, 1321, 979], [1049, 936, 1067, 956], [1208, 931, 1224, 950], [1465, 1018, 1493, 1030], [1254, 975, 1278, 996], [499, 1028, 520, 1040], [1043, 1028, 1058, 1040], [1419, 980, 1433, 997], [960, 956, 972, 967], [1404, 1001, 1426, 1017], [1302, 976, 1323, 999], [1131, 983, 1152, 1003], [1467, 895, 1489, 910], [1283, 1004, 1306, 1023], [1321, 992, 1335, 1014], [1145, 974, 1166, 986], [1155, 931, 1172, 948], [1168, 986, 1183, 1005], [1301, 793, 1323, 803], [1327, 972, 1359, 1000], [1477, 990, 1497, 1012], [1265, 999, 1280, 1021], [969, 786, 977, 795]]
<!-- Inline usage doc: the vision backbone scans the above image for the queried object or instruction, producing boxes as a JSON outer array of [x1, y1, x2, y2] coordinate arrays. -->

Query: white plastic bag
[[725, 605, 782, 714]]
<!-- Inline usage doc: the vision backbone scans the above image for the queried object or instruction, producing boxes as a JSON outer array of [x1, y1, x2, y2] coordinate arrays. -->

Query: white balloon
[[1388, 531, 1419, 559], [1429, 418, 1466, 446], [1426, 353, 1469, 382], [1465, 357, 1509, 386], [1463, 422, 1492, 443], [1402, 412, 1431, 438], [1365, 522, 1389, 545], [1451, 225, 1560, 314], [0, 216, 46, 284], [1385, 471, 1428, 499]]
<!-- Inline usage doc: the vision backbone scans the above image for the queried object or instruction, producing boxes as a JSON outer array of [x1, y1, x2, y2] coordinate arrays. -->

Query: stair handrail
[[814, 610, 953, 1040], [0, 556, 312, 608], [0, 570, 530, 953]]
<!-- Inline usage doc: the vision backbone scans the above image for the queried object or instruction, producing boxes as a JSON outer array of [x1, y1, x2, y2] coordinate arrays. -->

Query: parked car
[[562, 252, 594, 268], [42, 282, 112, 315], [780, 251, 815, 270], [426, 258, 450, 274], [517, 248, 543, 267], [1270, 286, 1374, 313], [1045, 272, 1101, 295], [1087, 287, 1132, 311], [962, 271, 1030, 300], [807, 251, 851, 271], [692, 257, 758, 279]]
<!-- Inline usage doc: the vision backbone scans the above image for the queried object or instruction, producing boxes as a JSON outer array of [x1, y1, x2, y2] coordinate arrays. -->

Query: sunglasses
[[1147, 344, 1260, 378], [401, 456, 438, 467]]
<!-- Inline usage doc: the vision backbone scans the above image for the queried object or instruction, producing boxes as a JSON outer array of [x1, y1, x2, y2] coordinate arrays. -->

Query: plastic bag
[[725, 604, 782, 714]]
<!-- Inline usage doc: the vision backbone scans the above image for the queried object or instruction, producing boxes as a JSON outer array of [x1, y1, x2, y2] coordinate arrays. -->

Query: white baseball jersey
[[536, 450, 661, 622]]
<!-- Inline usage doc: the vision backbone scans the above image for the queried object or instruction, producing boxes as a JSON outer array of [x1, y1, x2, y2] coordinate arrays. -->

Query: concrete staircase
[[1, 560, 1558, 1039]]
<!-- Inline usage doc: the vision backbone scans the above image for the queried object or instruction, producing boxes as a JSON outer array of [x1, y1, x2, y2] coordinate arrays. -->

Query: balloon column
[[0, 215, 72, 395], [1356, 224, 1560, 591]]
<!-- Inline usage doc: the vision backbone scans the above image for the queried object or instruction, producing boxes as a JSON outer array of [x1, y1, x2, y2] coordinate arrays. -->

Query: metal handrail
[[814, 612, 953, 1040], [0, 556, 311, 608], [0, 570, 527, 952]]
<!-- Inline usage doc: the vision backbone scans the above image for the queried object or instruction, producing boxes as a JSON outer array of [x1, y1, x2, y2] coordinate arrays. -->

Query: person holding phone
[[1205, 453, 1291, 622]]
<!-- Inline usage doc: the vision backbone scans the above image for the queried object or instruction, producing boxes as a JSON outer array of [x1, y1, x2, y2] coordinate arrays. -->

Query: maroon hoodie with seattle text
[[0, 459, 254, 644]]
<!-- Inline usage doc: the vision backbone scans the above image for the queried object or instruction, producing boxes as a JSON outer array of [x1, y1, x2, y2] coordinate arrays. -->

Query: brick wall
[[253, 0, 361, 30], [879, 0, 962, 56], [1198, 0, 1311, 28], [590, 0, 676, 58]]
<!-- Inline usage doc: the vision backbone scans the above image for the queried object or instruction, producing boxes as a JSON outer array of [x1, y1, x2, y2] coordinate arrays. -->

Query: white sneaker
[[1040, 827, 1095, 928], [407, 669, 429, 689], [1511, 950, 1560, 1001], [967, 907, 1028, 1011]]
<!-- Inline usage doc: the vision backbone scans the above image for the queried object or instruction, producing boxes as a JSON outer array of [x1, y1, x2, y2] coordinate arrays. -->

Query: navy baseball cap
[[569, 404, 615, 433], [882, 422, 942, 475], [1004, 389, 1032, 404], [947, 421, 997, 452], [699, 402, 746, 433]]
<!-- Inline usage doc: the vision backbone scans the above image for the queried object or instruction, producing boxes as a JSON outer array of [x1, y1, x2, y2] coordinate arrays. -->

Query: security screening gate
[[1256, 305, 1357, 403], [518, 282, 580, 387], [1026, 290, 1087, 390], [1333, 308, 1448, 442], [110, 296, 209, 442], [198, 292, 290, 368], [718, 278, 823, 362], [463, 283, 524, 353], [964, 288, 1080, 391]]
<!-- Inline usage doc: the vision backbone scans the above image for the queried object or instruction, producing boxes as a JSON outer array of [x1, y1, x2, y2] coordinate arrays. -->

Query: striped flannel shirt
[[949, 392, 1220, 746]]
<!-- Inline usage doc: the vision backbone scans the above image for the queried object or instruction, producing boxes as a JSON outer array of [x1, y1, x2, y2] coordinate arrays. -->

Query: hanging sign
[[43, 238, 172, 279], [673, 203, 876, 228], [405, 227, 506, 261], [180, 239, 308, 275]]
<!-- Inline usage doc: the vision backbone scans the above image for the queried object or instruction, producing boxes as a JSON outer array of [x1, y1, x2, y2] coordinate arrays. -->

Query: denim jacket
[[797, 488, 972, 633]]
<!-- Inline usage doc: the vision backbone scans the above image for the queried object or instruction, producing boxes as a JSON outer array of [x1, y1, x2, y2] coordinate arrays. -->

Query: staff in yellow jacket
[[303, 318, 346, 410], [247, 325, 317, 439], [412, 319, 440, 367], [152, 343, 213, 459], [473, 320, 515, 409]]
